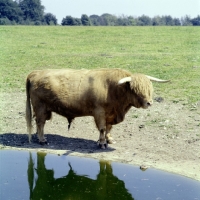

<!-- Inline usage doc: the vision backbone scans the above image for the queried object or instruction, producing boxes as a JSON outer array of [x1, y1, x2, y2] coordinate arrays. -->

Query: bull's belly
[[50, 105, 93, 118], [47, 102, 125, 125]]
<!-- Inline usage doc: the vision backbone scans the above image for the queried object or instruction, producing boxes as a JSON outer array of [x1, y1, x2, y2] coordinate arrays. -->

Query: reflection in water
[[27, 152, 134, 200]]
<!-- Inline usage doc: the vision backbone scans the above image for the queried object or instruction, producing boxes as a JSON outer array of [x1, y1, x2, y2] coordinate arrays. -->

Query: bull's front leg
[[98, 128, 107, 149], [94, 109, 107, 149]]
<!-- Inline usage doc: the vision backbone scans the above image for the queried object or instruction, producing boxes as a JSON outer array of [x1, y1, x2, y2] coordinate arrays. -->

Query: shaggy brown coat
[[26, 68, 154, 147]]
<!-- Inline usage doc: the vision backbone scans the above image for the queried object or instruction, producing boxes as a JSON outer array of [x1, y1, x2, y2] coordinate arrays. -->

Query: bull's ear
[[118, 77, 132, 85]]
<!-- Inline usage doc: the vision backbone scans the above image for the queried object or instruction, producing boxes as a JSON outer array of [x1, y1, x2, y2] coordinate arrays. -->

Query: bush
[[34, 21, 41, 25], [0, 17, 12, 25]]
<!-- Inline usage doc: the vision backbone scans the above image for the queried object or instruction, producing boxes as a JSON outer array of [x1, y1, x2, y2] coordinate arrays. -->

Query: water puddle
[[0, 150, 200, 200]]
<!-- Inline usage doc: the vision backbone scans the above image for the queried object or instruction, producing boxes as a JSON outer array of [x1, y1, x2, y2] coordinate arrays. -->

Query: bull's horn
[[118, 77, 132, 85], [146, 75, 170, 83]]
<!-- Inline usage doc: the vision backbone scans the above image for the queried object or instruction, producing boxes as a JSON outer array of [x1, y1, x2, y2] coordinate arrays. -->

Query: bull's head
[[118, 74, 169, 109]]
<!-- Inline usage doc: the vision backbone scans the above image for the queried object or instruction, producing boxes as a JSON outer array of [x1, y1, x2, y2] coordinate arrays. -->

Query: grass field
[[0, 26, 199, 105]]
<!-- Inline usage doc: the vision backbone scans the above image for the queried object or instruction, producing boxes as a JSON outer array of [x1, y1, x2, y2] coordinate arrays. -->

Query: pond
[[0, 150, 200, 200]]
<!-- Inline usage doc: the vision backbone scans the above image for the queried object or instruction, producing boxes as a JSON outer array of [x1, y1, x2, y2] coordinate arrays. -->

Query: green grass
[[0, 26, 200, 104]]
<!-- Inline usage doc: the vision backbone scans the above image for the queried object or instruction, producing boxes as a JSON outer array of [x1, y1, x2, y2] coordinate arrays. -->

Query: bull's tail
[[26, 78, 33, 143]]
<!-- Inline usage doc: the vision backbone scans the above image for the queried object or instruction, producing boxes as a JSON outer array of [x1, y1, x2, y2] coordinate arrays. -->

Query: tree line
[[62, 14, 200, 26], [0, 0, 57, 25], [1, 0, 200, 26]]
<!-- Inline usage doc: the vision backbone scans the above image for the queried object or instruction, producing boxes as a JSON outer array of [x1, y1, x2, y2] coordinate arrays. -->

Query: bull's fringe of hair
[[26, 79, 33, 143], [129, 74, 153, 97]]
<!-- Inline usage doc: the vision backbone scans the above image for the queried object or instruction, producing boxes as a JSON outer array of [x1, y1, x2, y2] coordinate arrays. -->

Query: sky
[[42, 0, 200, 23]]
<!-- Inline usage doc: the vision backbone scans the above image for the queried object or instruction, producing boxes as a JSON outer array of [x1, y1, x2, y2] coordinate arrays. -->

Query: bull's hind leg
[[36, 120, 46, 144], [105, 124, 116, 144], [34, 104, 51, 145]]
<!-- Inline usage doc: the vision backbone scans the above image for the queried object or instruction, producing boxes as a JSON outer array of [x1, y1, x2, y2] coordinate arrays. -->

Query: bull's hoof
[[97, 140, 108, 149], [98, 143, 108, 149], [39, 141, 49, 145]]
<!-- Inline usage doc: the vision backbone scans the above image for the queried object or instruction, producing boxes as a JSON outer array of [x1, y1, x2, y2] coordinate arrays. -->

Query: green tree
[[100, 13, 117, 25], [61, 16, 74, 25], [74, 18, 82, 25], [89, 15, 101, 26], [191, 15, 200, 26], [81, 14, 91, 26], [174, 18, 181, 26], [0, 0, 23, 23], [152, 16, 161, 26], [19, 0, 44, 22], [61, 15, 81, 26], [163, 15, 174, 25], [181, 15, 192, 26], [137, 15, 152, 26], [44, 13, 57, 25], [127, 16, 136, 26]]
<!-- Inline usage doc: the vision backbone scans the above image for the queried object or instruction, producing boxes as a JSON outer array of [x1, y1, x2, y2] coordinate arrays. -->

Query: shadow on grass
[[0, 133, 115, 154]]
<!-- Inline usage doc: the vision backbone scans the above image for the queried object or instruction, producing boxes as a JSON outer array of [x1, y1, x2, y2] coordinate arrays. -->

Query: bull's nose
[[147, 102, 152, 106]]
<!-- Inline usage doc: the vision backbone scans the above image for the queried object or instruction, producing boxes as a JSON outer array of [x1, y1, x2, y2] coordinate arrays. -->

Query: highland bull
[[26, 68, 169, 148]]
